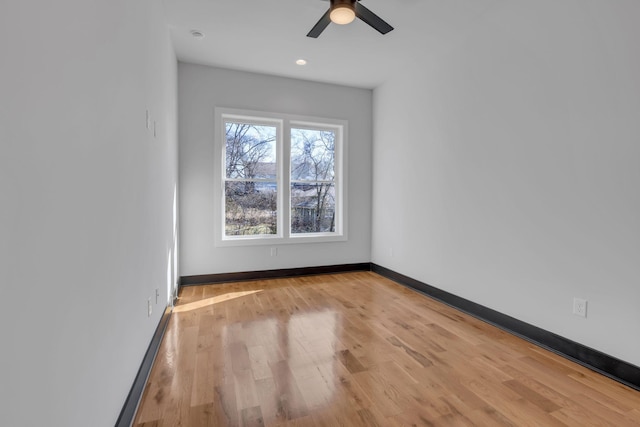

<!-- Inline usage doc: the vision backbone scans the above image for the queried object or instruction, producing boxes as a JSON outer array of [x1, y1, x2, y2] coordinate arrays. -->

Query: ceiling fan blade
[[354, 2, 394, 34], [307, 10, 331, 38]]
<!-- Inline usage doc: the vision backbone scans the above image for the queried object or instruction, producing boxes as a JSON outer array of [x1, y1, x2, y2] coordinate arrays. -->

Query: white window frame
[[214, 107, 347, 247]]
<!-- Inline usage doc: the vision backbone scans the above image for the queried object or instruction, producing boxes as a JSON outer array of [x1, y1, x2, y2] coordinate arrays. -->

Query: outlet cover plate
[[573, 297, 587, 318]]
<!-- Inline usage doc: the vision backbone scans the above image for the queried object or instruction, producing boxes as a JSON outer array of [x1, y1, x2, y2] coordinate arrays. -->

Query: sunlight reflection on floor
[[173, 290, 263, 313]]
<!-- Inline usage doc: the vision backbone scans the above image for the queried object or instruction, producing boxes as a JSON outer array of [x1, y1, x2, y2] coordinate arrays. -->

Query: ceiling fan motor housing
[[331, 0, 356, 7]]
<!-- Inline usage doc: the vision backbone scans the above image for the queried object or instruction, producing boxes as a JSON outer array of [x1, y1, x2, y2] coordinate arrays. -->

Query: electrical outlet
[[148, 298, 152, 317], [573, 297, 587, 318], [270, 247, 277, 256]]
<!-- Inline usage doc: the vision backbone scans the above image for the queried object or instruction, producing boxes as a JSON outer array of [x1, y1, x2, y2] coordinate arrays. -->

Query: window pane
[[225, 181, 277, 236], [225, 122, 276, 179], [291, 128, 335, 181], [291, 183, 335, 233]]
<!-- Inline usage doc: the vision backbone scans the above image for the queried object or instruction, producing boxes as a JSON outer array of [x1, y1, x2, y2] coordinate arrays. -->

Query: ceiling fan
[[307, 0, 394, 38]]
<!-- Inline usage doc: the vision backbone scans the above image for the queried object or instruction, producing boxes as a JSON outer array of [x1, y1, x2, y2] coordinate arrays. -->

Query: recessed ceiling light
[[190, 30, 205, 39], [296, 59, 307, 66]]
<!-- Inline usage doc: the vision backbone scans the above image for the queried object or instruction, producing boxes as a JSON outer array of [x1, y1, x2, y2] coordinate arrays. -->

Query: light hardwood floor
[[133, 272, 640, 426]]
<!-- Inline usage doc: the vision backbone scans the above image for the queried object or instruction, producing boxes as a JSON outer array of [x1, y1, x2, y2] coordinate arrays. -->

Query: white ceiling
[[165, 0, 500, 89]]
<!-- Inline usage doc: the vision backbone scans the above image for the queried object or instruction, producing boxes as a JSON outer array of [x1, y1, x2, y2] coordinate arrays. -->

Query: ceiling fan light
[[330, 4, 356, 25]]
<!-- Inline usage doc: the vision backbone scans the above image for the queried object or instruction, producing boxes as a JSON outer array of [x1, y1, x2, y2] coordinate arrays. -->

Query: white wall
[[0, 1, 177, 426], [179, 64, 372, 276], [372, 0, 640, 366]]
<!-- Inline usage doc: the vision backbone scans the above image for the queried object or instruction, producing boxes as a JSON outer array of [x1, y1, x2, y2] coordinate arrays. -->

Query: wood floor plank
[[133, 272, 640, 426], [269, 359, 309, 421], [240, 406, 265, 427]]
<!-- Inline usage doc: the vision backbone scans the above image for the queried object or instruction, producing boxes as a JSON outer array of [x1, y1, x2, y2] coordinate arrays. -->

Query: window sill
[[215, 233, 347, 247]]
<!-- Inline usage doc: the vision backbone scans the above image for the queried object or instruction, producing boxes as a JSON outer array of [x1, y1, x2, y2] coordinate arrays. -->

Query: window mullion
[[290, 180, 335, 184], [225, 178, 278, 183], [282, 119, 291, 239]]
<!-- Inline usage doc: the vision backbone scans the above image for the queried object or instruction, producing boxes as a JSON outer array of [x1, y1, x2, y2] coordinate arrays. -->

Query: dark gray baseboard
[[371, 263, 640, 392], [179, 262, 371, 286], [115, 305, 172, 427]]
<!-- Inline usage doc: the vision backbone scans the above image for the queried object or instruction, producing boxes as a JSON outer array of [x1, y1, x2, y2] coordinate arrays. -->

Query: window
[[224, 121, 278, 236], [290, 127, 336, 234], [215, 108, 346, 246]]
